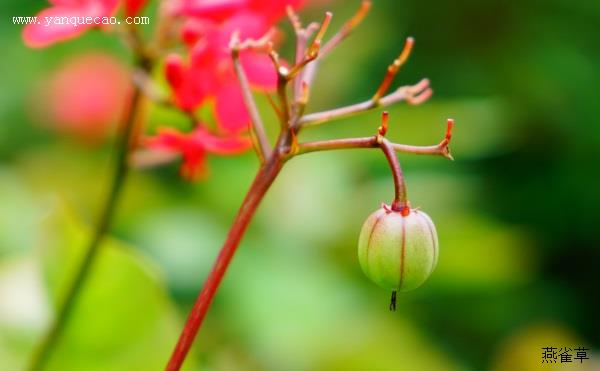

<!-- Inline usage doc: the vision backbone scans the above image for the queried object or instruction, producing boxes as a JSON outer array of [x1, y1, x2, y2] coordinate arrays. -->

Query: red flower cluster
[[21, 0, 306, 181], [148, 0, 304, 179], [165, 0, 303, 132]]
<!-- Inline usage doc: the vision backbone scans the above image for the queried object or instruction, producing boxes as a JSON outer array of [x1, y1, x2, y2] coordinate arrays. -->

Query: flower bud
[[358, 205, 438, 292]]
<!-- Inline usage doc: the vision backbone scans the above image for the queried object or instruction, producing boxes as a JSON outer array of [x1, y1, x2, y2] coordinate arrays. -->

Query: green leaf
[[32, 203, 195, 371]]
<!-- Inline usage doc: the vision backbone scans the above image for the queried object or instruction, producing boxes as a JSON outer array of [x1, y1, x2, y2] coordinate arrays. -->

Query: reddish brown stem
[[379, 137, 408, 211], [298, 78, 432, 128], [293, 116, 454, 160], [166, 155, 283, 371], [319, 0, 372, 57], [372, 37, 414, 102]]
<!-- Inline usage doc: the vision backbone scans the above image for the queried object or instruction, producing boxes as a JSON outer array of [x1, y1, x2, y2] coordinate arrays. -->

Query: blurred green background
[[1, 0, 599, 370]]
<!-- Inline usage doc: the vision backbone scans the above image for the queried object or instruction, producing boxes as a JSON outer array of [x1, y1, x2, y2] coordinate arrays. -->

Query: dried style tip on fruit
[[358, 205, 438, 308]]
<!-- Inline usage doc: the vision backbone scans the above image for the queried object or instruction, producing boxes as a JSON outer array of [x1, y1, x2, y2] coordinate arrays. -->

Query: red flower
[[145, 125, 252, 180], [166, 0, 303, 133], [22, 0, 120, 48]]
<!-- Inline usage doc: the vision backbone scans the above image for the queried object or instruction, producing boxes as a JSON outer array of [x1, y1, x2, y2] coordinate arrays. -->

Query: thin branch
[[265, 92, 283, 119], [298, 78, 432, 127], [287, 12, 333, 80], [292, 118, 454, 160], [294, 22, 321, 99], [295, 81, 310, 119], [132, 68, 169, 104], [320, 0, 372, 57], [266, 45, 291, 127], [372, 36, 414, 102], [28, 79, 146, 371], [268, 11, 332, 129], [287, 5, 306, 101], [297, 2, 372, 109], [230, 33, 273, 161], [287, 6, 321, 101]]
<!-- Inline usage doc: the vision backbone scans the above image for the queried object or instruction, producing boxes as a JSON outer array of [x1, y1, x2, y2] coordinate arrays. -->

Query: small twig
[[287, 6, 320, 101], [275, 11, 332, 124], [297, 2, 372, 107], [132, 69, 169, 104], [267, 45, 292, 127], [294, 22, 321, 98], [230, 32, 273, 161], [294, 81, 310, 119], [287, 5, 303, 34], [265, 92, 283, 119], [320, 0, 372, 57], [372, 37, 414, 103], [288, 6, 306, 100], [299, 78, 432, 127], [234, 29, 276, 52], [287, 12, 333, 80], [292, 118, 454, 161]]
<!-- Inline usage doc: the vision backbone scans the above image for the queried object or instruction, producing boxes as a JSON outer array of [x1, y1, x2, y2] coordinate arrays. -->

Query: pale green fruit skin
[[358, 207, 438, 292]]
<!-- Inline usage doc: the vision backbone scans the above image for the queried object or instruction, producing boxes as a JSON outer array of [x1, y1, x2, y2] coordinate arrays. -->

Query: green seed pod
[[358, 205, 438, 292]]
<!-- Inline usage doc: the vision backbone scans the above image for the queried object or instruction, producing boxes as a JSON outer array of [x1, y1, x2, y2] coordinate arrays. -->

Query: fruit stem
[[379, 137, 409, 213]]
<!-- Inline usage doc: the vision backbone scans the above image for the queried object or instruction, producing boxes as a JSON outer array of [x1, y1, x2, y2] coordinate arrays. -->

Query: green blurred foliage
[[1, 0, 599, 370]]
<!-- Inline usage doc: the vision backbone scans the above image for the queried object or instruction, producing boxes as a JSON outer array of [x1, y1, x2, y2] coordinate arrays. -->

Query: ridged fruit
[[358, 205, 438, 292]]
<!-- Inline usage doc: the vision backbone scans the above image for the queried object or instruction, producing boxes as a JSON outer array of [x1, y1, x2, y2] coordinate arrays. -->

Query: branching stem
[[299, 78, 432, 128], [166, 9, 454, 371], [166, 152, 284, 371]]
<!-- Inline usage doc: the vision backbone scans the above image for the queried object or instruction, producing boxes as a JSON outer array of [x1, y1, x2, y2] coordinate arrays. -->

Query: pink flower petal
[[145, 127, 186, 152], [165, 54, 185, 89], [240, 52, 277, 90], [218, 11, 270, 46], [23, 6, 95, 48], [23, 0, 119, 48], [248, 0, 304, 23], [181, 18, 217, 46], [49, 0, 84, 6], [180, 149, 207, 181], [179, 0, 248, 20], [191, 127, 252, 155], [145, 124, 251, 181], [215, 82, 250, 133], [165, 54, 211, 111]]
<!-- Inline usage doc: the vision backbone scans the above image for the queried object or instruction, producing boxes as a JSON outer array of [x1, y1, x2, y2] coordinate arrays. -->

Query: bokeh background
[[1, 0, 599, 370]]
